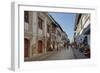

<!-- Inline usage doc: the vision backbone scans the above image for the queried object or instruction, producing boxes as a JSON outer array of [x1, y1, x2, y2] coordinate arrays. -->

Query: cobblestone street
[[42, 46, 88, 60], [44, 48, 75, 60], [25, 46, 88, 61]]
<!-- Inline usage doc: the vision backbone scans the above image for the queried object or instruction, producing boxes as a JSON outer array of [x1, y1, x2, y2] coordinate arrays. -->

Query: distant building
[[24, 11, 68, 60], [61, 31, 68, 48]]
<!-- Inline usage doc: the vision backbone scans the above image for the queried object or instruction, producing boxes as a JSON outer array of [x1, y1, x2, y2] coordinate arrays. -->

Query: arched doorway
[[24, 38, 30, 57]]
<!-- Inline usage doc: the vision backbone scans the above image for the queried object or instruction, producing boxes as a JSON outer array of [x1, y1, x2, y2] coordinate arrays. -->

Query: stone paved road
[[43, 47, 75, 60], [25, 46, 88, 61]]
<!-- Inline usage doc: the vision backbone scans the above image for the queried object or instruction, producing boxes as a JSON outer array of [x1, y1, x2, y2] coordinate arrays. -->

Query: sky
[[49, 12, 76, 42]]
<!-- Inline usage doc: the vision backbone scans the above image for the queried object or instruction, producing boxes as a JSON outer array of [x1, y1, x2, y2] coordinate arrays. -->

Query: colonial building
[[74, 13, 90, 46], [24, 11, 68, 60]]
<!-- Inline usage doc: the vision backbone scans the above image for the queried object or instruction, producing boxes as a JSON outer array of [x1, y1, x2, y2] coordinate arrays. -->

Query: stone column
[[29, 12, 38, 58], [28, 11, 33, 58], [43, 17, 47, 53]]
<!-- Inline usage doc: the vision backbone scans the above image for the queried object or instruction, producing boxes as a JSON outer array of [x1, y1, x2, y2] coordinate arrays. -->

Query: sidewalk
[[72, 48, 88, 59]]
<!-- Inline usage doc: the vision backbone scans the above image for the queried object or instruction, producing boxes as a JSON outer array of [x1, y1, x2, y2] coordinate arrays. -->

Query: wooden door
[[38, 40, 42, 53], [24, 38, 29, 57]]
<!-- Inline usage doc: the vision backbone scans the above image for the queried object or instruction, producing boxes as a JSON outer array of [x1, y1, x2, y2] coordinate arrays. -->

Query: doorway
[[38, 40, 43, 53], [24, 38, 30, 57]]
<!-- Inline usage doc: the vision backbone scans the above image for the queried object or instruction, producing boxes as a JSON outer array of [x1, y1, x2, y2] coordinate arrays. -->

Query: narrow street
[[42, 46, 87, 60], [25, 46, 88, 61], [43, 47, 75, 60]]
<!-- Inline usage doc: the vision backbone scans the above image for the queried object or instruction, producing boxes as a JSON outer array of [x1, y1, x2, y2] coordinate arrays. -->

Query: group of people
[[79, 36, 90, 58], [72, 36, 90, 58]]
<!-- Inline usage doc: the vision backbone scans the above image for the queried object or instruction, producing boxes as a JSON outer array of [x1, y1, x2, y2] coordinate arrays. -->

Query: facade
[[74, 13, 90, 58], [24, 11, 68, 60], [74, 14, 90, 46]]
